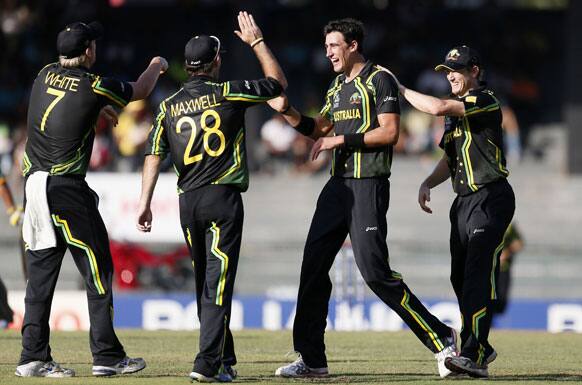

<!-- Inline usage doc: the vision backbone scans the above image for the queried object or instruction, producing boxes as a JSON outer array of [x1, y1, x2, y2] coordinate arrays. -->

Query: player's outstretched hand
[[151, 56, 169, 74], [377, 65, 404, 93], [234, 11, 263, 46], [136, 206, 153, 232], [311, 136, 342, 161], [267, 94, 289, 113], [99, 105, 119, 127], [418, 182, 433, 214]]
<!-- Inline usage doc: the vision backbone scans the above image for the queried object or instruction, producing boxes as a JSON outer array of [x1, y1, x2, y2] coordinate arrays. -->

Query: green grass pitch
[[1, 329, 581, 384]]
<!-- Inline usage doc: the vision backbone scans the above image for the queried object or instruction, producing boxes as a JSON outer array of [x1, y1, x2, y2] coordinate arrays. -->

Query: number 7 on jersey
[[41, 87, 66, 132]]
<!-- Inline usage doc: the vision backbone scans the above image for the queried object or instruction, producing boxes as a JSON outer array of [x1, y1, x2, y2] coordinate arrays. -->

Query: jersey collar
[[342, 60, 372, 84], [186, 74, 217, 84], [454, 85, 486, 100]]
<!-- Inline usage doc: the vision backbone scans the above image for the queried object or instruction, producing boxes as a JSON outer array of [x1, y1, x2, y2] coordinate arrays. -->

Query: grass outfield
[[1, 330, 581, 384]]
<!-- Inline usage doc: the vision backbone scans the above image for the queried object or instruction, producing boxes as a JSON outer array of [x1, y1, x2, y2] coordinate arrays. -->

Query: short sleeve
[[463, 91, 500, 117], [92, 76, 133, 108], [145, 101, 169, 158], [222, 77, 282, 103], [371, 71, 400, 115], [319, 77, 340, 122]]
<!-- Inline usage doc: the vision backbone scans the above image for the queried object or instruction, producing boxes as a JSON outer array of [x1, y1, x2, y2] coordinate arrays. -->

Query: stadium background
[[0, 0, 580, 332]]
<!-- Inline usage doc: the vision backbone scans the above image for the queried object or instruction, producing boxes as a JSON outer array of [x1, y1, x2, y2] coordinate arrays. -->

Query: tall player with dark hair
[[269, 18, 457, 379], [392, 46, 515, 378], [137, 11, 287, 383]]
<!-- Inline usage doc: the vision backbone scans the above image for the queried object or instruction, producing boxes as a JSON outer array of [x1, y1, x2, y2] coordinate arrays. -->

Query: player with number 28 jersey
[[138, 11, 287, 382], [147, 76, 280, 192]]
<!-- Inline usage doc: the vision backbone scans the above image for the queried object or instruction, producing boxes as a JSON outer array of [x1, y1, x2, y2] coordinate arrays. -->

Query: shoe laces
[[458, 356, 484, 369], [222, 365, 237, 378], [288, 358, 309, 373], [435, 344, 457, 360], [44, 361, 62, 372]]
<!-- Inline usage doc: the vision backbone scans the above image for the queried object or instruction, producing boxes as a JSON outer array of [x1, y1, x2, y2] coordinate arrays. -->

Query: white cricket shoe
[[92, 356, 146, 376], [275, 357, 329, 378], [435, 328, 459, 378], [15, 360, 75, 377], [189, 370, 233, 383]]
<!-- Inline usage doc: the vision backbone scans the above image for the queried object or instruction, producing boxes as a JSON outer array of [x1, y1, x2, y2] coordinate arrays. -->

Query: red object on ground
[[109, 241, 189, 289]]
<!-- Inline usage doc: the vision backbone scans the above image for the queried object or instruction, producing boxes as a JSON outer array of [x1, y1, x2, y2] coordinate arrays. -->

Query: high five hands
[[234, 11, 264, 47]]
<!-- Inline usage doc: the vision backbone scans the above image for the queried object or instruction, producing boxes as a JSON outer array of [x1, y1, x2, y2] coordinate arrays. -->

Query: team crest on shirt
[[447, 49, 461, 61], [333, 92, 340, 108], [349, 92, 362, 105]]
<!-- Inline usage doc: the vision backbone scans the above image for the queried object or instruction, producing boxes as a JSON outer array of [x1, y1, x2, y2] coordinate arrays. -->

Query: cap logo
[[447, 49, 461, 61]]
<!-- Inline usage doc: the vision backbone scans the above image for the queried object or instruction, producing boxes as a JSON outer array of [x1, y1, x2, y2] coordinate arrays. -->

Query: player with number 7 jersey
[[138, 11, 287, 382], [18, 21, 167, 378]]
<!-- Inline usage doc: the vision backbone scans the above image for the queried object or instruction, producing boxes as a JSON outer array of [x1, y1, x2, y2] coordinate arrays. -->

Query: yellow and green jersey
[[146, 75, 282, 193], [24, 63, 132, 177], [320, 61, 400, 179], [440, 87, 509, 196]]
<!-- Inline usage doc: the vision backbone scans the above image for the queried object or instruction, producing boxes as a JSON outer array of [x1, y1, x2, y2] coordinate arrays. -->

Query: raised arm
[[234, 11, 287, 90], [136, 155, 163, 232], [129, 56, 169, 101], [379, 65, 465, 117], [399, 86, 465, 117]]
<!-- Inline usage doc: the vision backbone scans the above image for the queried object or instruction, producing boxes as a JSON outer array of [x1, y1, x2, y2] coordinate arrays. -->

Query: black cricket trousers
[[20, 175, 125, 366], [179, 184, 242, 377], [294, 176, 452, 368], [449, 179, 515, 364], [0, 276, 13, 324]]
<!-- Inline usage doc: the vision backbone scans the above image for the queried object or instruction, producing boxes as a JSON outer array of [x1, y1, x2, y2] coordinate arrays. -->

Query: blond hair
[[59, 41, 94, 68], [59, 54, 91, 68]]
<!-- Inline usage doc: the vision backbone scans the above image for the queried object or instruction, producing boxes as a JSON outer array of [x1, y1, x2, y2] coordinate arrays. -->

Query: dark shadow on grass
[[327, 359, 410, 363], [239, 360, 296, 364], [234, 373, 582, 383], [489, 374, 582, 382], [232, 373, 440, 383], [0, 361, 91, 366], [242, 358, 395, 364]]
